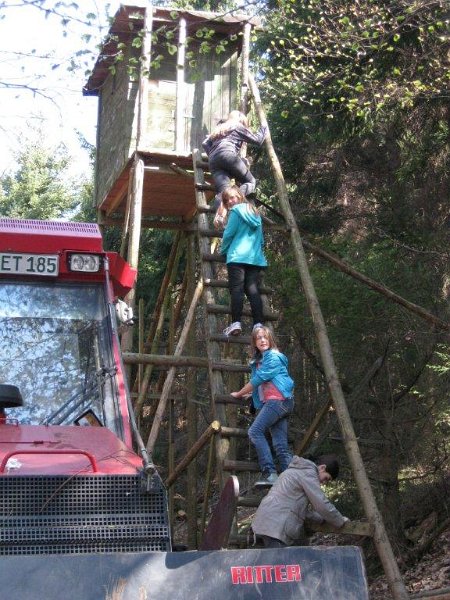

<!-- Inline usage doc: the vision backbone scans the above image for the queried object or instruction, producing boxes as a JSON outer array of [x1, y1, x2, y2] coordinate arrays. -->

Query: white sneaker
[[252, 323, 264, 331], [223, 321, 242, 336]]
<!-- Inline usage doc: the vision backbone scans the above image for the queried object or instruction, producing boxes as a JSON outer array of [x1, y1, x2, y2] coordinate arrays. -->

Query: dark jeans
[[209, 151, 256, 197], [227, 263, 264, 325]]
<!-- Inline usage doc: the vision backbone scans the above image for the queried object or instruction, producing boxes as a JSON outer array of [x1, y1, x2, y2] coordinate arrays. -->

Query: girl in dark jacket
[[202, 110, 267, 209]]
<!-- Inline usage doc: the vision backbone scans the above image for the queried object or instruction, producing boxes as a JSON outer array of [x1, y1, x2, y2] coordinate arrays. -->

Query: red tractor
[[0, 219, 170, 552], [0, 218, 368, 600]]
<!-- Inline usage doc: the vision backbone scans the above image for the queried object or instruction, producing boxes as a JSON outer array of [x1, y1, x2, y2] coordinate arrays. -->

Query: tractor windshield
[[0, 281, 120, 431]]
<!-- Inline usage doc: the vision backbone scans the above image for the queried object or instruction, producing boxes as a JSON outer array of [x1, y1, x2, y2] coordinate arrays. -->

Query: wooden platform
[[99, 150, 214, 222]]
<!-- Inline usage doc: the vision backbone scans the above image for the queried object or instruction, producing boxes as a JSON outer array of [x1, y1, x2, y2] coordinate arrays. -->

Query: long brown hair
[[251, 325, 278, 359], [209, 110, 248, 140]]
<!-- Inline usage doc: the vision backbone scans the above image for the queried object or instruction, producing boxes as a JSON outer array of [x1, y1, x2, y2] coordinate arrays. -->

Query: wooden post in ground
[[249, 73, 409, 600], [186, 235, 198, 549], [121, 155, 144, 355]]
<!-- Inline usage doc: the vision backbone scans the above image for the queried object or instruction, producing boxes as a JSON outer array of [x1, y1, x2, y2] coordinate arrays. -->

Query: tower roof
[[84, 4, 260, 95]]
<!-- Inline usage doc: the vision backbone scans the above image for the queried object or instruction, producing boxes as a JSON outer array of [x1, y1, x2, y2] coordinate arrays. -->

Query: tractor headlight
[[68, 254, 101, 272]]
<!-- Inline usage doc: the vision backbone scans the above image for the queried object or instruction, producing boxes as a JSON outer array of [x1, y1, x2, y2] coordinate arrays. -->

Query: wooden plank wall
[[96, 44, 140, 207]]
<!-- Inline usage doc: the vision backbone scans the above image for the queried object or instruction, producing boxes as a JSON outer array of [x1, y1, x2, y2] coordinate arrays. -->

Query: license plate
[[0, 253, 59, 277]]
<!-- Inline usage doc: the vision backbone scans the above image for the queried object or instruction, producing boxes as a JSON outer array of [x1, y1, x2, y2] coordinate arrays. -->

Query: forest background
[[0, 0, 449, 589]]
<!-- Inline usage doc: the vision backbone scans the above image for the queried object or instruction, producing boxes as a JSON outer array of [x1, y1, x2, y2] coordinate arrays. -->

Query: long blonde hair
[[209, 110, 248, 140], [221, 185, 245, 209], [222, 185, 259, 218]]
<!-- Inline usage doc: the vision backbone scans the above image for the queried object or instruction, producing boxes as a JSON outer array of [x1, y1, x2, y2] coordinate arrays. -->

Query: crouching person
[[252, 454, 349, 548]]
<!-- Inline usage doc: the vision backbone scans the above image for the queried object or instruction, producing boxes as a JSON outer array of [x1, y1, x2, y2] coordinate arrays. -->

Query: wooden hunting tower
[[84, 3, 257, 222], [83, 6, 410, 599]]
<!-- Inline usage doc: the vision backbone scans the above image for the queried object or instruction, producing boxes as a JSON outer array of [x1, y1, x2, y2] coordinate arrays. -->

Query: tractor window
[[0, 282, 118, 429]]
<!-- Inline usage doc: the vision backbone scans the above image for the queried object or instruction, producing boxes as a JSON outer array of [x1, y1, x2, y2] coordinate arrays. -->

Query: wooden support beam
[[124, 352, 208, 369], [146, 278, 204, 454], [134, 232, 184, 415], [295, 398, 333, 457], [169, 163, 193, 178], [295, 356, 384, 456], [165, 420, 221, 487], [410, 589, 450, 600], [301, 236, 450, 332], [250, 73, 409, 600], [212, 362, 250, 373], [121, 155, 144, 355]]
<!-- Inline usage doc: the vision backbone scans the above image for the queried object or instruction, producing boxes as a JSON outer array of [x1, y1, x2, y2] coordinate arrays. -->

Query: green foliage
[[137, 230, 177, 310], [0, 139, 83, 220], [256, 0, 449, 134]]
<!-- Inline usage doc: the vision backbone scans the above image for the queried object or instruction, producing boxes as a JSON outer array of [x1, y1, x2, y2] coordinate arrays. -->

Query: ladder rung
[[212, 362, 250, 373], [215, 394, 246, 405], [209, 334, 252, 345], [223, 459, 259, 472], [195, 182, 215, 191], [201, 252, 225, 263], [198, 228, 223, 238], [204, 279, 228, 287], [197, 206, 215, 214], [220, 426, 248, 437], [237, 496, 262, 508], [199, 224, 289, 235], [228, 533, 256, 548], [207, 304, 278, 321], [205, 279, 272, 294], [194, 160, 210, 171]]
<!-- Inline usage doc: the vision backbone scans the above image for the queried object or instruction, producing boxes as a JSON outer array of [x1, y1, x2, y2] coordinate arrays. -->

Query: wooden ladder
[[192, 149, 280, 528]]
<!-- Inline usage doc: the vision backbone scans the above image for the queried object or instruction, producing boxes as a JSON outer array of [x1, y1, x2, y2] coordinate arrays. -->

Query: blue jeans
[[248, 398, 294, 475]]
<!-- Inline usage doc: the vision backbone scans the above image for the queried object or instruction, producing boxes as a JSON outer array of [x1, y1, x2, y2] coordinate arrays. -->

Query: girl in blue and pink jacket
[[231, 326, 295, 487]]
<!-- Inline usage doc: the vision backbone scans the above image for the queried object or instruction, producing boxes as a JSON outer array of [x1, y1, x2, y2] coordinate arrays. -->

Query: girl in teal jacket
[[220, 186, 267, 336]]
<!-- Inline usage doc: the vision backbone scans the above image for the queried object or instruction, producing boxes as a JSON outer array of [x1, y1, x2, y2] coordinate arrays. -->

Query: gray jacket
[[252, 456, 347, 545]]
